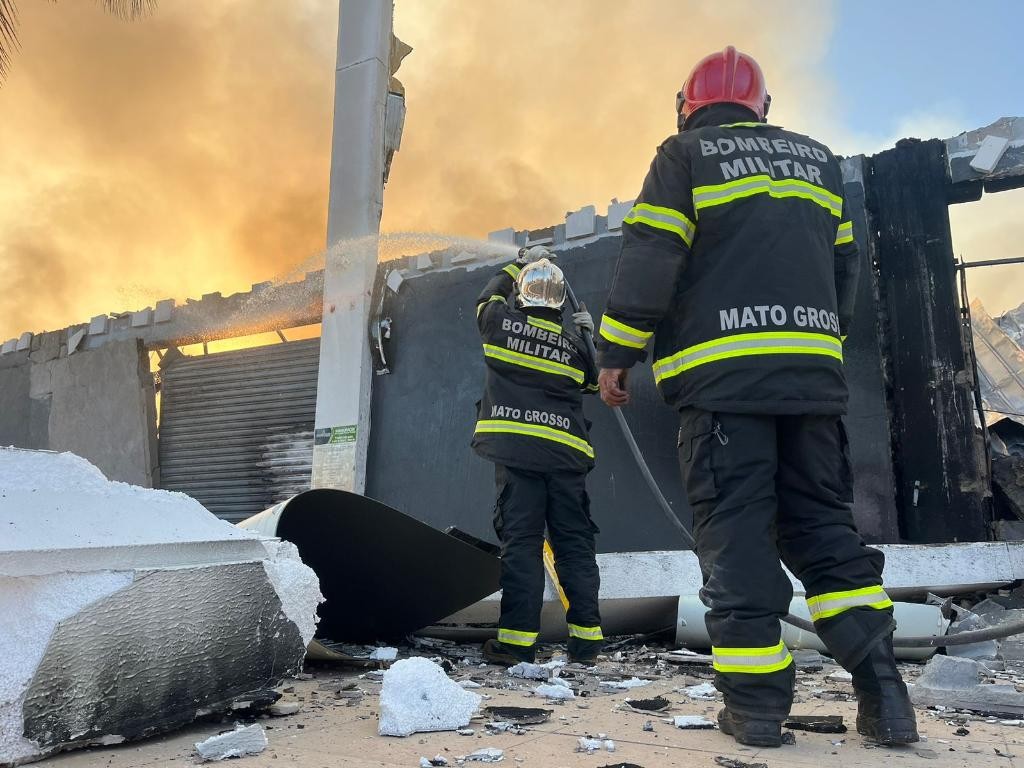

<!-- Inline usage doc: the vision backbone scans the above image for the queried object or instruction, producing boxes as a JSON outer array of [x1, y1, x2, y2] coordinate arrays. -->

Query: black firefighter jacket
[[472, 262, 598, 474], [597, 104, 861, 415]]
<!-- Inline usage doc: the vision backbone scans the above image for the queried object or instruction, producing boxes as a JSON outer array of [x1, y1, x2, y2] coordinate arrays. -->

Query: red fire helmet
[[677, 45, 770, 122]]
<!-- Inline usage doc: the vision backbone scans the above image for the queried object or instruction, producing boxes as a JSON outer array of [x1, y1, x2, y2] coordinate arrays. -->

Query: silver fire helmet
[[515, 258, 566, 310]]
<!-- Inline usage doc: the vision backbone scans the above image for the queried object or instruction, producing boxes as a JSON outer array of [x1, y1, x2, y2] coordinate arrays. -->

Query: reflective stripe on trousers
[[806, 585, 893, 622], [567, 623, 603, 641], [498, 628, 539, 647], [712, 641, 794, 674]]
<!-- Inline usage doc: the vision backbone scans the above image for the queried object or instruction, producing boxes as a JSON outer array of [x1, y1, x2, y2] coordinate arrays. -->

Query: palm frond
[[0, 0, 19, 81], [99, 0, 156, 22]]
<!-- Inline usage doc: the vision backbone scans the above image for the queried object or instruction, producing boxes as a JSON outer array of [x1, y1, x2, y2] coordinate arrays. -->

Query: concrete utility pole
[[312, 1, 394, 492]]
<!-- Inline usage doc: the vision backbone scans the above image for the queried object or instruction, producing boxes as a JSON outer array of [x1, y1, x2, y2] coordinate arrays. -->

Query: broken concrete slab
[[194, 724, 268, 762], [0, 448, 322, 766], [910, 654, 1024, 715], [378, 658, 481, 737]]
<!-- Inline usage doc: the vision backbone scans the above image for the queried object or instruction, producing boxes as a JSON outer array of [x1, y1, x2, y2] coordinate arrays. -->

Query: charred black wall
[[868, 139, 990, 542], [367, 225, 901, 550]]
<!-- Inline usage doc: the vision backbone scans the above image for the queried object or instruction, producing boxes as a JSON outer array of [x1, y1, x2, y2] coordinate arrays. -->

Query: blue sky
[[827, 0, 1023, 137]]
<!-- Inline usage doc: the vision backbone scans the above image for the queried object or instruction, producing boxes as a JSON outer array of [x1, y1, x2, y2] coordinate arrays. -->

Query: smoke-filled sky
[[0, 0, 1021, 341]]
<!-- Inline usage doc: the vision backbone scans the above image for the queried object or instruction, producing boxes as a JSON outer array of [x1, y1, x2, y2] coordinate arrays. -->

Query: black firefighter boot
[[852, 635, 919, 745], [717, 709, 783, 748], [482, 638, 535, 666]]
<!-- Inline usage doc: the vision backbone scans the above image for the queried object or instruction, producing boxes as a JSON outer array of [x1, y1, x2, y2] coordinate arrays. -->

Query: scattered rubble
[[378, 658, 482, 736], [508, 660, 565, 680], [484, 706, 551, 724], [420, 756, 449, 767], [194, 724, 268, 762], [911, 654, 1024, 715], [783, 714, 847, 733], [623, 695, 671, 713], [670, 715, 716, 729], [714, 757, 767, 768], [463, 746, 505, 763], [535, 680, 575, 700], [601, 677, 652, 690], [682, 682, 718, 700], [268, 701, 301, 717]]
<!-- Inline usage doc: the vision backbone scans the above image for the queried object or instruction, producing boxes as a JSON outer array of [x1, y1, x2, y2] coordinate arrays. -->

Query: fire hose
[[560, 276, 1024, 648]]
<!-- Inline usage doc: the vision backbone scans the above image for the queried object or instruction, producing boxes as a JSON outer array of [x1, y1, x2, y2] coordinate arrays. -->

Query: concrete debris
[[268, 701, 301, 717], [463, 747, 504, 762], [669, 715, 716, 729], [370, 646, 400, 661], [783, 715, 847, 733], [457, 728, 475, 736], [0, 448, 322, 766], [826, 670, 853, 684], [378, 658, 482, 737], [792, 649, 831, 670], [714, 757, 767, 768], [682, 682, 718, 700], [420, 757, 449, 767], [911, 654, 1024, 715], [508, 660, 564, 680], [194, 724, 268, 762], [484, 706, 551, 725]]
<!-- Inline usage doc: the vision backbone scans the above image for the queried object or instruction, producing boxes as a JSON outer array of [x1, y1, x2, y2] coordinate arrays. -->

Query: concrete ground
[[38, 651, 1024, 768]]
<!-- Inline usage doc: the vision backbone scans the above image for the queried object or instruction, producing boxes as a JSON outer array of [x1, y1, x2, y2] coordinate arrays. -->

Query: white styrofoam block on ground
[[508, 660, 564, 680], [194, 724, 268, 761], [16, 333, 31, 352], [378, 658, 481, 737], [565, 205, 597, 239], [970, 135, 1011, 174], [534, 682, 574, 700]]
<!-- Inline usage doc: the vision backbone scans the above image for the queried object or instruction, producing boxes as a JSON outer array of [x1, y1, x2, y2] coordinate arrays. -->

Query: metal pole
[[955, 256, 1024, 270], [312, 0, 392, 492]]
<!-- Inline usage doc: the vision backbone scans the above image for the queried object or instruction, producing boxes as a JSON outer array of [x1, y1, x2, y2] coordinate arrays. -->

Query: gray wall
[[367, 230, 899, 550], [0, 337, 158, 486]]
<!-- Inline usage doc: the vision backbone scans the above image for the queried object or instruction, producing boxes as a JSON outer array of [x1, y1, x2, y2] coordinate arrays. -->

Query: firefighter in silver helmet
[[472, 246, 604, 665]]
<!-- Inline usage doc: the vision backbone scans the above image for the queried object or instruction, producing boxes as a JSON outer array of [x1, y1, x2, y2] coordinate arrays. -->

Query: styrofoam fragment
[[534, 682, 574, 700], [16, 333, 31, 352], [683, 682, 717, 700], [576, 737, 602, 753], [508, 660, 565, 680], [601, 677, 651, 690], [464, 747, 504, 762], [370, 646, 398, 661], [194, 724, 267, 761], [670, 715, 716, 729], [385, 270, 404, 293], [970, 135, 1011, 174], [378, 658, 481, 736]]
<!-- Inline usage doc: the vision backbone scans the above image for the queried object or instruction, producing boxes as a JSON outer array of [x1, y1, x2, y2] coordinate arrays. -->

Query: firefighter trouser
[[678, 409, 894, 721], [492, 464, 603, 651]]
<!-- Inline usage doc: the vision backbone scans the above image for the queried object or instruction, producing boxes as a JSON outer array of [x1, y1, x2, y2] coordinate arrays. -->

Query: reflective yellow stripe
[[475, 419, 594, 458], [806, 585, 893, 622], [498, 628, 538, 647], [624, 202, 696, 247], [567, 623, 604, 641], [692, 174, 842, 218], [477, 294, 506, 317], [599, 314, 653, 350], [584, 383, 600, 393], [652, 331, 843, 384], [835, 220, 854, 245], [713, 641, 793, 674], [528, 316, 562, 334], [543, 540, 570, 611], [503, 263, 522, 279], [483, 343, 585, 384], [719, 122, 777, 128]]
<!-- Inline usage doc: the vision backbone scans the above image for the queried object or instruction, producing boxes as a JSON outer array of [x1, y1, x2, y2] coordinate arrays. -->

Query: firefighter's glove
[[572, 310, 594, 334], [516, 245, 556, 265]]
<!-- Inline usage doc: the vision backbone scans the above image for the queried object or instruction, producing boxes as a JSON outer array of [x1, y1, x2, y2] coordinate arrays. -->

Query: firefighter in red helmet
[[597, 46, 918, 748]]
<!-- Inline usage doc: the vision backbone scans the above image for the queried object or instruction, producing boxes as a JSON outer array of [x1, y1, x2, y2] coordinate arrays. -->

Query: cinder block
[[451, 250, 477, 265], [565, 205, 597, 239], [154, 299, 175, 323], [68, 328, 87, 354], [16, 332, 32, 351], [607, 199, 635, 230], [88, 315, 109, 335], [386, 270, 404, 293], [131, 308, 153, 328], [970, 135, 1011, 174], [416, 253, 436, 271], [488, 227, 516, 246], [1, 339, 16, 355]]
